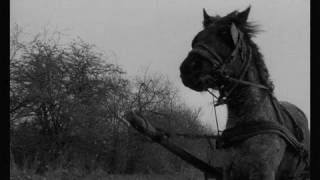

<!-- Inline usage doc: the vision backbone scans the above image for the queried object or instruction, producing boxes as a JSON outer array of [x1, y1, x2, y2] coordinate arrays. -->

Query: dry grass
[[10, 163, 205, 180]]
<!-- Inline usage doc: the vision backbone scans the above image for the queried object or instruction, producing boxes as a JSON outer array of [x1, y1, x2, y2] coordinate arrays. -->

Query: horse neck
[[224, 58, 277, 129]]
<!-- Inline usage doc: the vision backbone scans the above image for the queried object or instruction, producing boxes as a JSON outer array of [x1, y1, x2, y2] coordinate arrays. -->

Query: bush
[[10, 27, 208, 176]]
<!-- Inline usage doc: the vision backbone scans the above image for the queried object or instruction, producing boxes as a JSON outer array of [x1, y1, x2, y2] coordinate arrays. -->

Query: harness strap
[[279, 103, 305, 141], [268, 95, 286, 125], [270, 96, 308, 175], [225, 76, 270, 90], [216, 120, 308, 158]]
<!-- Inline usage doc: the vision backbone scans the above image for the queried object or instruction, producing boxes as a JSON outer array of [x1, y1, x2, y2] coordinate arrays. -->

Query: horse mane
[[203, 11, 275, 92], [249, 42, 275, 93], [203, 10, 260, 38]]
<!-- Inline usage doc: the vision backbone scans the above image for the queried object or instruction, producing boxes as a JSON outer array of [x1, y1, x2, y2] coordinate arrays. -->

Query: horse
[[179, 6, 309, 180]]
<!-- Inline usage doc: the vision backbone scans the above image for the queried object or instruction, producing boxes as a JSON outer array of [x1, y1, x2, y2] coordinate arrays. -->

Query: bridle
[[189, 23, 270, 106]]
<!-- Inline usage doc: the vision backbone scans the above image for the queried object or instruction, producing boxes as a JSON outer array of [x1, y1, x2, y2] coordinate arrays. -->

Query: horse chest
[[221, 134, 286, 179]]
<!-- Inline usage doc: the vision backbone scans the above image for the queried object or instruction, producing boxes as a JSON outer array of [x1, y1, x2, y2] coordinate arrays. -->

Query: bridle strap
[[217, 44, 252, 104], [225, 76, 270, 90], [191, 29, 270, 106], [194, 44, 224, 65]]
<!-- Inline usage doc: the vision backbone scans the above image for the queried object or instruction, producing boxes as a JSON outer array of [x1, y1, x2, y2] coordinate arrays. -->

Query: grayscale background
[[11, 0, 310, 131]]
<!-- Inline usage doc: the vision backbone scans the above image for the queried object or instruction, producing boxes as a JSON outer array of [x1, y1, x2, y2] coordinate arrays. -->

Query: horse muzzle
[[180, 51, 221, 91]]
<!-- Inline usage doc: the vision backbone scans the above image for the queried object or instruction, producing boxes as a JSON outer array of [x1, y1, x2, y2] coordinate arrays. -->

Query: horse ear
[[203, 8, 212, 27], [237, 6, 251, 23], [203, 8, 210, 22], [230, 23, 239, 45]]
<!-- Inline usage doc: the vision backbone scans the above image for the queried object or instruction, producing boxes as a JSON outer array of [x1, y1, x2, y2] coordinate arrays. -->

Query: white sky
[[11, 0, 309, 132]]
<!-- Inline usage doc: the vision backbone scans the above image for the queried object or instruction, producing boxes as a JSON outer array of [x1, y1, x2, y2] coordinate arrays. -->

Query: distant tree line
[[10, 26, 211, 175]]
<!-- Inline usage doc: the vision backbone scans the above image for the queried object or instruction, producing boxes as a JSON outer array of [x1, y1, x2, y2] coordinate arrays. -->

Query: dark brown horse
[[179, 6, 309, 180]]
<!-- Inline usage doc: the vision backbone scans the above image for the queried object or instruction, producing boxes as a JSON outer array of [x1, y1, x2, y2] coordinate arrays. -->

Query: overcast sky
[[11, 0, 309, 131]]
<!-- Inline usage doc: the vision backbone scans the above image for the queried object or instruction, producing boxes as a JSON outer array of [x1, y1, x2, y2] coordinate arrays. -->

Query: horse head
[[179, 6, 273, 104]]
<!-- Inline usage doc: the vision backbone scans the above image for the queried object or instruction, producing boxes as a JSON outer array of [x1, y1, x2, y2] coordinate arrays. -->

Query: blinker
[[230, 23, 240, 45]]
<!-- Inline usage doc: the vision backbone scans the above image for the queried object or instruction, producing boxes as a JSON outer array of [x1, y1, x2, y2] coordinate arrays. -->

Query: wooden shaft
[[124, 111, 223, 179]]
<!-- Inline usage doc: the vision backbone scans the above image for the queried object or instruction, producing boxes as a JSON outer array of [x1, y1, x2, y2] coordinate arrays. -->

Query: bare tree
[[10, 29, 128, 173], [10, 26, 207, 175]]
